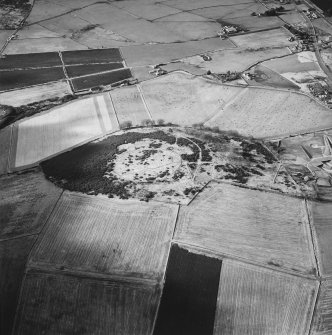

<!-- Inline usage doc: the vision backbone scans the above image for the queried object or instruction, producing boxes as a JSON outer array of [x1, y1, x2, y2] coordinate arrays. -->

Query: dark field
[[0, 67, 65, 91], [14, 272, 160, 335], [0, 52, 61, 70], [71, 68, 132, 91], [65, 63, 123, 78], [0, 172, 62, 239], [0, 127, 11, 175], [61, 48, 122, 65], [0, 236, 36, 335], [153, 244, 221, 335]]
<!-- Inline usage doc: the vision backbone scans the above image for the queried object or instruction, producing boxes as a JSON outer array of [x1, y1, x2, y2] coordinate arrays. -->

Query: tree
[[157, 119, 165, 125], [141, 119, 155, 127], [120, 120, 133, 129], [0, 104, 16, 127]]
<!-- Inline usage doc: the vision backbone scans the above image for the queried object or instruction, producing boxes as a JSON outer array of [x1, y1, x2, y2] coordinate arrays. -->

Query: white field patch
[[175, 182, 317, 274], [15, 94, 118, 168], [215, 259, 318, 335], [140, 72, 243, 126], [0, 81, 71, 107]]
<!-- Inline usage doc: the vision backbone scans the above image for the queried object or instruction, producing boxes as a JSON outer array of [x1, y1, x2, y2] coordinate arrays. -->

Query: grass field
[[14, 94, 118, 168], [29, 192, 178, 280], [205, 86, 332, 138], [0, 127, 12, 175], [310, 201, 332, 277], [0, 172, 62, 240], [214, 259, 318, 335], [175, 182, 316, 274], [180, 47, 291, 73], [14, 272, 160, 335], [0, 236, 36, 335], [0, 81, 72, 107], [229, 28, 295, 49], [110, 86, 150, 126], [311, 280, 332, 335], [140, 72, 242, 126]]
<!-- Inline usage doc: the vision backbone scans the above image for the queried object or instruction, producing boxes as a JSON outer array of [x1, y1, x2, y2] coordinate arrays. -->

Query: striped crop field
[[175, 182, 316, 275], [29, 192, 178, 280], [13, 272, 159, 335], [214, 259, 318, 335], [311, 280, 332, 335], [310, 201, 332, 276], [140, 72, 243, 126], [110, 86, 150, 127], [14, 93, 119, 169], [0, 171, 62, 240]]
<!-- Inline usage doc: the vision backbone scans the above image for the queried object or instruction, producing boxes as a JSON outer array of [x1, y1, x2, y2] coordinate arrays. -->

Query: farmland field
[[0, 172, 62, 240], [140, 72, 243, 126], [66, 63, 123, 78], [175, 182, 316, 274], [311, 280, 332, 335], [13, 272, 160, 335], [71, 68, 132, 92], [0, 81, 72, 107], [0, 236, 36, 335], [110, 86, 150, 126], [154, 244, 221, 335], [229, 28, 295, 48], [0, 52, 61, 70], [14, 95, 114, 168], [205, 87, 332, 138], [0, 67, 66, 92], [310, 201, 332, 276], [0, 127, 12, 175], [214, 259, 318, 335], [29, 192, 178, 280]]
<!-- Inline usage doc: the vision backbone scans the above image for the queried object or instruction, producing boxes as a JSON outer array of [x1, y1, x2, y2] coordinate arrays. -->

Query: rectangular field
[[71, 68, 132, 92], [61, 48, 122, 65], [0, 52, 61, 70], [310, 201, 332, 276], [0, 67, 66, 92], [0, 236, 36, 335], [0, 172, 62, 240], [311, 280, 332, 335], [13, 272, 160, 335], [205, 87, 332, 138], [0, 126, 12, 175], [66, 63, 123, 78], [153, 244, 221, 335], [110, 86, 150, 126], [29, 192, 178, 281], [175, 182, 316, 274], [0, 81, 72, 107], [229, 28, 295, 49], [214, 259, 318, 335], [14, 96, 108, 168], [140, 72, 243, 126]]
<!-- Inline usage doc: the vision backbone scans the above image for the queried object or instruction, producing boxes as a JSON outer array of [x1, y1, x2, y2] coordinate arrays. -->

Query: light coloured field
[[29, 192, 178, 280], [175, 182, 316, 274], [0, 126, 12, 175], [14, 93, 118, 168], [4, 37, 87, 54], [163, 0, 255, 11], [214, 259, 318, 335], [16, 23, 61, 39], [14, 272, 159, 335], [0, 172, 62, 240], [0, 81, 71, 107], [180, 47, 291, 73], [310, 201, 332, 276], [230, 28, 295, 49], [110, 86, 150, 126], [313, 18, 332, 35], [140, 72, 243, 126], [225, 16, 283, 31], [205, 87, 332, 138], [120, 37, 234, 67], [311, 280, 332, 335]]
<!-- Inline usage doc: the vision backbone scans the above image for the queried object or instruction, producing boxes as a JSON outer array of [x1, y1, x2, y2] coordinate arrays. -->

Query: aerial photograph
[[1, 0, 332, 334]]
